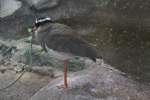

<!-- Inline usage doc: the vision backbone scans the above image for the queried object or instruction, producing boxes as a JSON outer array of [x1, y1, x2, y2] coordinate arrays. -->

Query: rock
[[0, 0, 96, 38], [29, 63, 150, 100], [0, 70, 52, 100], [0, 39, 86, 73], [0, 0, 22, 18], [25, 0, 60, 10], [0, 0, 150, 84]]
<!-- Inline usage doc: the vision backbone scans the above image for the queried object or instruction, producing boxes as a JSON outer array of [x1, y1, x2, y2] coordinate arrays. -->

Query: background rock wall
[[1, 0, 150, 82]]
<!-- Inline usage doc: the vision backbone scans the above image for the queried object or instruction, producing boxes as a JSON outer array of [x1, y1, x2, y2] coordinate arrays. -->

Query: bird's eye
[[34, 22, 39, 27]]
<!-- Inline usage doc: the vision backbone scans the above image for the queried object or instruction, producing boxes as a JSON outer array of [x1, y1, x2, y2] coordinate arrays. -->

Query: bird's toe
[[56, 84, 67, 90]]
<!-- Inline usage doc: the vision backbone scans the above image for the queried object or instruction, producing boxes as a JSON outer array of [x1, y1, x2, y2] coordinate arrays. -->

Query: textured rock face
[[1, 0, 150, 82], [0, 0, 96, 38], [0, 0, 22, 18], [25, 0, 60, 10], [29, 65, 150, 100]]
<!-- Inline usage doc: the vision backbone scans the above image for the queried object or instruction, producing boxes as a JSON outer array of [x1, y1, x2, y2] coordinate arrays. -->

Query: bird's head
[[32, 17, 53, 32]]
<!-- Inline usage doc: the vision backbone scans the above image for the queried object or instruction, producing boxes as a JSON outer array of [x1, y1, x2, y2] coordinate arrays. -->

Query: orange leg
[[64, 60, 68, 88], [57, 60, 68, 90]]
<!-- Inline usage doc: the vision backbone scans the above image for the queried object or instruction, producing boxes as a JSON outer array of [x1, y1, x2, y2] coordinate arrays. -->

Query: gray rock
[[29, 64, 150, 100], [0, 0, 96, 37], [25, 0, 60, 10], [0, 0, 22, 18], [0, 39, 86, 73], [0, 71, 52, 100]]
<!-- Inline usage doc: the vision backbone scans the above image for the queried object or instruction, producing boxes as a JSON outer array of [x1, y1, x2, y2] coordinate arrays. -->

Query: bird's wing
[[44, 34, 98, 61]]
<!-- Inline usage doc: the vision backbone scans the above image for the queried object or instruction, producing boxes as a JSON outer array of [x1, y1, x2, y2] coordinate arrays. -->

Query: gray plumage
[[34, 23, 99, 61]]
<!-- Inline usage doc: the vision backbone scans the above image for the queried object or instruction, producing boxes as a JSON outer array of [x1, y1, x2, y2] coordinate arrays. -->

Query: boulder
[[0, 0, 22, 18], [24, 0, 60, 10], [0, 39, 86, 73], [29, 64, 150, 100], [0, 0, 96, 38], [0, 70, 52, 100]]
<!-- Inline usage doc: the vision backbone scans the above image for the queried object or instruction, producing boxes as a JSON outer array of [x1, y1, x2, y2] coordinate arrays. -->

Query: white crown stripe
[[36, 17, 52, 23]]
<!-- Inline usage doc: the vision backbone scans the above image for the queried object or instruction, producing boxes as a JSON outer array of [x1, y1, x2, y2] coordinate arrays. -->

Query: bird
[[32, 17, 101, 89]]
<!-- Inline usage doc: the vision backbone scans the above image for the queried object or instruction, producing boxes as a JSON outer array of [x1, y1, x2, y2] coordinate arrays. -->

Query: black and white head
[[33, 17, 53, 31]]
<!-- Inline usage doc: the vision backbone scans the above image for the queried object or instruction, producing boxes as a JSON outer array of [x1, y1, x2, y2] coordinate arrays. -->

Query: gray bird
[[32, 17, 101, 89]]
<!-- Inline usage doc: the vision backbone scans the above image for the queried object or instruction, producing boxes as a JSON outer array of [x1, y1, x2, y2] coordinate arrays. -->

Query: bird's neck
[[39, 23, 52, 32], [35, 23, 53, 44]]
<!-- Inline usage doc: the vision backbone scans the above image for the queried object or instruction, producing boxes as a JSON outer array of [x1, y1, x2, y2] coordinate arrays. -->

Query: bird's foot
[[56, 84, 67, 90]]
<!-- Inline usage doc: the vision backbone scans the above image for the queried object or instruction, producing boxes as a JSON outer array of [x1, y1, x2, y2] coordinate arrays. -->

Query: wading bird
[[32, 17, 101, 89]]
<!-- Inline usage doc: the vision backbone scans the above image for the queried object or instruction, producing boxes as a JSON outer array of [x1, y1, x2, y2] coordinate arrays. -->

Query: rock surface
[[29, 63, 150, 100], [1, 0, 150, 82], [0, 38, 150, 100], [25, 0, 60, 10], [0, 0, 95, 38], [0, 70, 51, 100], [1, 0, 150, 96], [0, 0, 22, 18]]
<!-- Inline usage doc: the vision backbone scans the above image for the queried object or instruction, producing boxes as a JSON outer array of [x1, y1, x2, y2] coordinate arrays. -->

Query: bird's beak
[[32, 26, 37, 32]]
